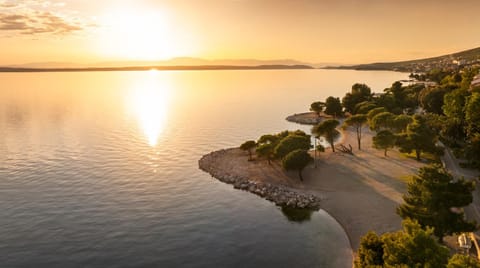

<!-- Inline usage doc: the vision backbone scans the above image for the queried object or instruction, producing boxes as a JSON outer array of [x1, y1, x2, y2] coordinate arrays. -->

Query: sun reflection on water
[[127, 71, 171, 146]]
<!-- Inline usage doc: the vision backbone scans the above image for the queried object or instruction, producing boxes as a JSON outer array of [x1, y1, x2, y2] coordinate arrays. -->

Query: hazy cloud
[[0, 2, 18, 8], [0, 0, 86, 35]]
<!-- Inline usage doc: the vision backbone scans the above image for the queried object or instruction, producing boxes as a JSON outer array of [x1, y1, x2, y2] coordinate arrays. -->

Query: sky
[[1, 0, 480, 65]]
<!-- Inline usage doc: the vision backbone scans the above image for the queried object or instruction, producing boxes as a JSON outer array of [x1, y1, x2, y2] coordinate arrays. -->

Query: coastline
[[285, 111, 332, 125], [198, 125, 425, 253], [199, 148, 322, 210]]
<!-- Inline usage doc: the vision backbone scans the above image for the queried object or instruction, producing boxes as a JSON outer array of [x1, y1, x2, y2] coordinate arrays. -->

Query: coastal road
[[440, 145, 480, 220], [440, 144, 480, 257]]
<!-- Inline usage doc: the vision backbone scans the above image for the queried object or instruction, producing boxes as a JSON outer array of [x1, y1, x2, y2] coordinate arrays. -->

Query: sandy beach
[[199, 124, 425, 251]]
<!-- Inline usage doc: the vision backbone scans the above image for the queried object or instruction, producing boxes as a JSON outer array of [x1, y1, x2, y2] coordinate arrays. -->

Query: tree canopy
[[419, 86, 448, 114], [310, 101, 325, 116], [324, 96, 343, 117], [256, 143, 275, 164], [354, 101, 377, 115], [282, 149, 313, 181], [355, 231, 384, 267], [355, 219, 450, 268], [274, 134, 311, 159], [312, 119, 340, 152], [465, 92, 480, 137], [240, 140, 256, 161], [373, 130, 396, 156], [397, 164, 477, 242], [343, 114, 368, 150], [396, 115, 438, 160], [342, 83, 372, 113], [370, 112, 395, 131], [392, 114, 413, 133], [382, 219, 450, 267], [447, 254, 480, 268], [367, 107, 388, 122]]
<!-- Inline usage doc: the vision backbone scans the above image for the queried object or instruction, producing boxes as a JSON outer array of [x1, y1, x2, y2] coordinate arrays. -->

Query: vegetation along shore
[[200, 64, 480, 267]]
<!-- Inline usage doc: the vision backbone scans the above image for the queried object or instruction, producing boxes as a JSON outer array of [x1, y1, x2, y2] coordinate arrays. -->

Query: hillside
[[331, 47, 480, 72]]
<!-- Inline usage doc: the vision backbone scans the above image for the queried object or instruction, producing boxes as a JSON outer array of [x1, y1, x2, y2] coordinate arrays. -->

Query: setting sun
[[96, 7, 186, 60], [2, 1, 480, 267]]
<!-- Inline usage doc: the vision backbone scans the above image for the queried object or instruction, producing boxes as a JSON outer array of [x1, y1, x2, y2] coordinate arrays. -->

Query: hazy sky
[[1, 0, 480, 65]]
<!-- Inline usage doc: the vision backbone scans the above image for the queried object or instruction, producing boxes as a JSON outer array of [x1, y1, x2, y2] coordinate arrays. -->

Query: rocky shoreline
[[199, 149, 322, 210], [285, 111, 334, 125]]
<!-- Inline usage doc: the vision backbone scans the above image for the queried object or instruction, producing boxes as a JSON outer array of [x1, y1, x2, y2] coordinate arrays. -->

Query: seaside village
[[202, 63, 480, 267]]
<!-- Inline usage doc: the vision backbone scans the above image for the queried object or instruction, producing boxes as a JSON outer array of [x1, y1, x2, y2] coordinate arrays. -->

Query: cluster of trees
[[306, 69, 480, 265], [356, 165, 478, 267], [240, 130, 313, 181], [310, 82, 444, 160], [340, 82, 423, 116], [311, 104, 442, 160], [312, 119, 340, 152], [409, 67, 480, 168], [356, 220, 480, 268], [310, 96, 342, 117], [309, 66, 480, 165]]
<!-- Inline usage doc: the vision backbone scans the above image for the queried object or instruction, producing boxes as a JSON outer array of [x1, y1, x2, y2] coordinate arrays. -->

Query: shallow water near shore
[[0, 69, 406, 267]]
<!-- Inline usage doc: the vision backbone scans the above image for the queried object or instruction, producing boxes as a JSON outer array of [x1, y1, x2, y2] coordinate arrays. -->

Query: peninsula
[[199, 122, 424, 250]]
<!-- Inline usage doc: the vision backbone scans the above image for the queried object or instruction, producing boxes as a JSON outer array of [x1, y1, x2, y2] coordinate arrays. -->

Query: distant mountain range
[[330, 47, 480, 72], [4, 46, 480, 73], [3, 58, 333, 69], [0, 64, 315, 73]]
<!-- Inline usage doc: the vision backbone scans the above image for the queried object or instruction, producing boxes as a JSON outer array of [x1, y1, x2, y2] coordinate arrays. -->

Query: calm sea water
[[0, 69, 407, 267]]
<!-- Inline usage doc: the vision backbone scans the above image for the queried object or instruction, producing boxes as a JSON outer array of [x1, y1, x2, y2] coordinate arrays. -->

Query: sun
[[96, 7, 188, 60]]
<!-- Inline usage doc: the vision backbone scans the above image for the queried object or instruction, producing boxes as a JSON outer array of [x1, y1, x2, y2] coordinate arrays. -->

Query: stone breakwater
[[199, 149, 321, 210]]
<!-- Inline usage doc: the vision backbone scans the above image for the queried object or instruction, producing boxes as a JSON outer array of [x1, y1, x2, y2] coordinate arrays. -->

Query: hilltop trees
[[282, 149, 313, 181], [312, 119, 340, 152], [343, 114, 368, 150], [397, 165, 477, 242]]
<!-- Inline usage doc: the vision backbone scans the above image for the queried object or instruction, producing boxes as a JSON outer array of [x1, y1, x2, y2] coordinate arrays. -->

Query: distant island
[[0, 64, 314, 73], [327, 46, 480, 72]]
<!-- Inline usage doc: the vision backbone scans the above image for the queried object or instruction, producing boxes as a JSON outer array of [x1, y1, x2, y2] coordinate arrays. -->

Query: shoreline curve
[[199, 148, 322, 210]]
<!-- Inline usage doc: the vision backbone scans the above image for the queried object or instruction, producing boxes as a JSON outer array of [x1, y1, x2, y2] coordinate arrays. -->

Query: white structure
[[471, 74, 480, 89]]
